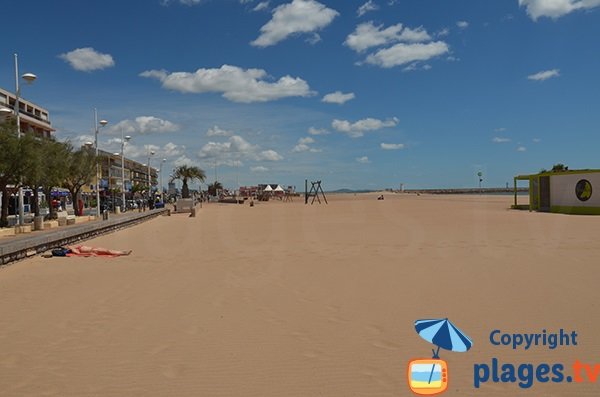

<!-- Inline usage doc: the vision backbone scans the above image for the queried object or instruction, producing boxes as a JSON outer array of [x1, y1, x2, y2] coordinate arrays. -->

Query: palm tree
[[207, 181, 223, 196], [171, 165, 206, 198]]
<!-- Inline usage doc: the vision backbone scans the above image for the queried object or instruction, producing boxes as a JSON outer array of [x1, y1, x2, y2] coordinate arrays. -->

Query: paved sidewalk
[[0, 209, 168, 266]]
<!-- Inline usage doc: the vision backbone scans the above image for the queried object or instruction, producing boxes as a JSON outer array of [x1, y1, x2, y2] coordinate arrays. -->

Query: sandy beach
[[1, 193, 599, 396]]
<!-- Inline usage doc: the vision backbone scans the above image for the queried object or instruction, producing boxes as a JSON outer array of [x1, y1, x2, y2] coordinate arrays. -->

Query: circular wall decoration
[[575, 179, 592, 202]]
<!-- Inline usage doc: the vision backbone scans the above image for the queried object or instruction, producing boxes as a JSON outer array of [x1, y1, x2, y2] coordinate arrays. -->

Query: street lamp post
[[120, 130, 131, 211], [94, 109, 108, 217], [147, 149, 155, 202], [159, 158, 166, 203], [13, 53, 37, 226]]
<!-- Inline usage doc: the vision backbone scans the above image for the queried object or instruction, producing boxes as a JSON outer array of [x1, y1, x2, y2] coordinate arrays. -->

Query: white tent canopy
[[273, 185, 284, 192], [263, 185, 273, 192]]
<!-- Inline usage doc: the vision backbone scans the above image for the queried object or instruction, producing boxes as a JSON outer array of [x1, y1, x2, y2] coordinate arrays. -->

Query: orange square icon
[[407, 358, 448, 395]]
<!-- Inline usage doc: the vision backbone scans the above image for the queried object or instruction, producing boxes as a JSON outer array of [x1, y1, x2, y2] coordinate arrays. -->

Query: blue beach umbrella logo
[[415, 318, 473, 358], [408, 318, 473, 395]]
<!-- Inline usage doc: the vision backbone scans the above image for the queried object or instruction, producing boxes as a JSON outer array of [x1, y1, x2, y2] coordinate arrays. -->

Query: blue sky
[[1, 0, 599, 190]]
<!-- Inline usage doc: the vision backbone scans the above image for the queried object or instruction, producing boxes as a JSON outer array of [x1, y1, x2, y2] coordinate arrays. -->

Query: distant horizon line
[[327, 187, 528, 194]]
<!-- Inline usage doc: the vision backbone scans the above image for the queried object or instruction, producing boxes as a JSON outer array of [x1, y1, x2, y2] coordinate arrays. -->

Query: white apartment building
[[0, 87, 54, 138]]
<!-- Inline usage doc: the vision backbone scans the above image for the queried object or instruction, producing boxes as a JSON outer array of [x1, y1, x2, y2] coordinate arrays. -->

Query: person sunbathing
[[67, 245, 132, 256]]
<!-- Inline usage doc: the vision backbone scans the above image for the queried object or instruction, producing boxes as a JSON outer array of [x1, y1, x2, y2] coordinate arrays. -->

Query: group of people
[[51, 198, 65, 211], [133, 196, 161, 212]]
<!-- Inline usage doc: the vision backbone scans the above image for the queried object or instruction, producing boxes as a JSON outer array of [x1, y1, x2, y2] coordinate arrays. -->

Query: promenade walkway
[[0, 208, 168, 266]]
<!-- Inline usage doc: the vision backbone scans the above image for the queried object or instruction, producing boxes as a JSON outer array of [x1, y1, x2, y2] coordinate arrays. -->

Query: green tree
[[131, 183, 146, 195], [62, 145, 97, 216], [21, 136, 70, 218], [207, 181, 223, 196], [0, 121, 40, 226], [0, 121, 22, 227], [551, 163, 568, 172], [41, 139, 71, 219], [19, 132, 44, 217], [171, 165, 206, 198]]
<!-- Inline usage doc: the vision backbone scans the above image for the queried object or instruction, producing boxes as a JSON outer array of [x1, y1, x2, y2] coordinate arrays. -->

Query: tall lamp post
[[120, 131, 131, 211], [159, 158, 166, 202], [94, 110, 108, 217], [12, 54, 37, 226], [147, 149, 155, 200]]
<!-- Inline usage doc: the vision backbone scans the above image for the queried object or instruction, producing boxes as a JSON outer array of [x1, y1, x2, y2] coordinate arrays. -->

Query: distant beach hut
[[513, 169, 600, 214]]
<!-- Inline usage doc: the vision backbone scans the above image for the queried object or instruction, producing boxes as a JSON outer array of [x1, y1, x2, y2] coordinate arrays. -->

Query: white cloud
[[517, 146, 527, 152], [292, 144, 310, 152], [199, 135, 255, 158], [308, 127, 330, 135], [494, 127, 507, 132], [292, 136, 321, 152], [519, 0, 600, 20], [402, 63, 432, 72], [251, 0, 339, 47], [206, 125, 232, 137], [527, 69, 560, 81], [305, 33, 322, 45], [251, 166, 269, 172], [533, 138, 542, 143], [398, 27, 432, 43], [356, 156, 370, 163], [380, 143, 405, 150], [437, 28, 450, 37], [173, 155, 201, 168], [492, 137, 511, 143], [110, 141, 185, 164], [72, 134, 95, 148], [365, 41, 449, 68], [59, 47, 115, 72], [259, 149, 284, 161], [120, 143, 159, 160], [140, 65, 314, 103], [357, 0, 379, 17], [457, 20, 469, 29], [322, 91, 356, 104], [162, 142, 184, 157], [253, 1, 270, 11], [332, 117, 398, 138], [108, 116, 180, 135], [298, 137, 314, 144], [197, 135, 283, 164], [345, 22, 431, 53]]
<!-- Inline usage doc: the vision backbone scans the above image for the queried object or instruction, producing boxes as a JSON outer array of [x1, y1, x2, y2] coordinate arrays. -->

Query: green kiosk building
[[513, 170, 600, 215]]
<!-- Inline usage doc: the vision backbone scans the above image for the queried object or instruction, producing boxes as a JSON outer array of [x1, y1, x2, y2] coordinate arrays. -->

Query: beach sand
[[0, 193, 599, 396]]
